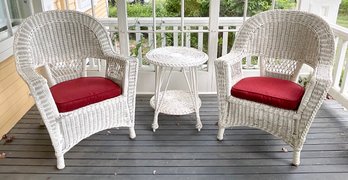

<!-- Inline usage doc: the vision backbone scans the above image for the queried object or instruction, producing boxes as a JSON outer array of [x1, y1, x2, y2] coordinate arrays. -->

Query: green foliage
[[338, 0, 348, 28], [339, 0, 348, 15], [337, 16, 348, 28], [298, 75, 311, 87], [275, 0, 296, 10], [127, 3, 153, 17], [109, 0, 116, 6], [109, 5, 117, 17], [109, 0, 297, 18], [108, 0, 168, 17], [220, 0, 271, 17], [164, 0, 209, 17]]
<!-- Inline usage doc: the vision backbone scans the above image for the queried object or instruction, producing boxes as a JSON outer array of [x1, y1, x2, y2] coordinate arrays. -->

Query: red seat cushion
[[50, 77, 122, 112], [231, 77, 305, 110]]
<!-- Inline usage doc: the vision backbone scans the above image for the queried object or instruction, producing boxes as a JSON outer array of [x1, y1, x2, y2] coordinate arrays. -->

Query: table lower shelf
[[150, 90, 201, 115]]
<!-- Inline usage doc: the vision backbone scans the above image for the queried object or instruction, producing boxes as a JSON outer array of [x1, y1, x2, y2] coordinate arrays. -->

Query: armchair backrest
[[232, 10, 335, 81], [14, 10, 113, 85]]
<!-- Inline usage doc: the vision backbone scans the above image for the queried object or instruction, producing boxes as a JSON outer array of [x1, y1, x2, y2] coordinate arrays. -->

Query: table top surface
[[145, 46, 208, 67]]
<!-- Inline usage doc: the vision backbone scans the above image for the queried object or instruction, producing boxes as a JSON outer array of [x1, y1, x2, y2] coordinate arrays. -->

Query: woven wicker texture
[[149, 90, 202, 115], [14, 10, 138, 169], [214, 10, 335, 166], [146, 47, 208, 67]]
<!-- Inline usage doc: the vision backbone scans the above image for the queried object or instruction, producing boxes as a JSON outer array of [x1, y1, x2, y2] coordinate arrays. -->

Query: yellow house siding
[[0, 0, 108, 137], [55, 0, 107, 17], [95, 0, 107, 17], [0, 56, 34, 137]]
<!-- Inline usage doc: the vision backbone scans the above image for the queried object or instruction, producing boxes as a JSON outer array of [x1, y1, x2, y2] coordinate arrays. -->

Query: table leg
[[152, 65, 161, 132], [191, 67, 202, 131]]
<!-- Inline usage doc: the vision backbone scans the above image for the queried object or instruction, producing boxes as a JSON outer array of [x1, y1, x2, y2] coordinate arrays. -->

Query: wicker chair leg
[[217, 127, 225, 141], [56, 154, 65, 170], [292, 149, 301, 166], [129, 127, 136, 139], [152, 112, 159, 132], [40, 120, 45, 126]]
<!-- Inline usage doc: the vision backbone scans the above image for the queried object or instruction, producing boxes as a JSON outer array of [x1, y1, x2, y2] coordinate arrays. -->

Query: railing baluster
[[173, 26, 179, 47], [243, 0, 248, 22], [161, 26, 166, 47], [65, 0, 69, 10], [90, 0, 95, 17], [272, 0, 276, 10], [334, 36, 339, 49], [246, 56, 252, 68], [148, 26, 154, 49], [186, 26, 191, 47], [105, 0, 109, 17], [222, 26, 229, 55], [333, 39, 348, 89], [112, 30, 121, 54], [28, 0, 35, 15], [338, 42, 348, 93], [198, 26, 203, 51], [135, 23, 143, 65], [152, 0, 157, 49], [181, 0, 185, 47]]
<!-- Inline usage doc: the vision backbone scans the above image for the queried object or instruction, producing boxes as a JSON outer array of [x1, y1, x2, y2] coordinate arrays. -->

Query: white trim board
[[0, 36, 14, 63]]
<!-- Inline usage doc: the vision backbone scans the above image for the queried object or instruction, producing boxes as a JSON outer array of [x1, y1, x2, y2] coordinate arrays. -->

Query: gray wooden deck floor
[[1, 95, 348, 180]]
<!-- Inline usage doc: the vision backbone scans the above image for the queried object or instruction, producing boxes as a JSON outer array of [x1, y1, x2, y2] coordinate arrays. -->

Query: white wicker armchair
[[215, 10, 335, 166], [14, 11, 138, 169]]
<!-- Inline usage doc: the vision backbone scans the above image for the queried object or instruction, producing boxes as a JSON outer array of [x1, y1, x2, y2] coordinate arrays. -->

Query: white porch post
[[208, 0, 220, 91], [117, 0, 130, 56], [299, 0, 342, 23]]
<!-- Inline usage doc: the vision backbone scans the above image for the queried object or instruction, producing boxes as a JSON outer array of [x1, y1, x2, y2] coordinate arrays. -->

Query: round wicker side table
[[146, 46, 208, 132]]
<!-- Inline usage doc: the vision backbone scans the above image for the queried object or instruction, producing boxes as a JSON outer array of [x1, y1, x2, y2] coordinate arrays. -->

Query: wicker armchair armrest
[[104, 52, 138, 92], [104, 53, 138, 121], [215, 51, 245, 96], [214, 51, 245, 121], [296, 64, 332, 141], [18, 67, 61, 144], [19, 67, 59, 116], [104, 52, 130, 82]]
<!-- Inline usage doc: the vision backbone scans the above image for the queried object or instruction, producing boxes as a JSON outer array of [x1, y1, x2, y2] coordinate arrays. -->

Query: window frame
[[0, 0, 14, 63], [75, 0, 98, 12]]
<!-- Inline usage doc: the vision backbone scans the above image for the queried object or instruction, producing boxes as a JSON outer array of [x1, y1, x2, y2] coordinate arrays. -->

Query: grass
[[337, 15, 348, 28]]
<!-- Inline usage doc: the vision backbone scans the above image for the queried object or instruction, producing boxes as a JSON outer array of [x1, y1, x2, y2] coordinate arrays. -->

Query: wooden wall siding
[[96, 0, 107, 18], [0, 0, 107, 137], [54, 0, 63, 10], [56, 0, 107, 17], [0, 56, 34, 137], [86, 0, 107, 18]]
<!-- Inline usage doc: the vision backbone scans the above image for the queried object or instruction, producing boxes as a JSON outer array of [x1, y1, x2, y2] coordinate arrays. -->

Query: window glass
[[0, 1, 10, 41]]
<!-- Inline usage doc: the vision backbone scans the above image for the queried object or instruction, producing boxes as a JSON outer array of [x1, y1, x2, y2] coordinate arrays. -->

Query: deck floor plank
[[1, 96, 348, 179]]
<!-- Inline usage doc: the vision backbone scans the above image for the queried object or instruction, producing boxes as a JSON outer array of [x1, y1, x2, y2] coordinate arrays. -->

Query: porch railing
[[91, 17, 348, 108], [329, 24, 348, 108], [98, 17, 245, 69]]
